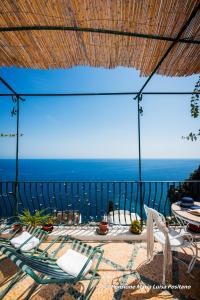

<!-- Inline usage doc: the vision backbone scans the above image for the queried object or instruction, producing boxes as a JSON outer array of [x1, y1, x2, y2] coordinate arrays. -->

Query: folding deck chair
[[0, 224, 48, 255], [0, 235, 103, 300]]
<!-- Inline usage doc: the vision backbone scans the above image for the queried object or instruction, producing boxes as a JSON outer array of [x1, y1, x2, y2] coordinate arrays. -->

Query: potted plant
[[20, 209, 50, 228], [130, 220, 142, 234], [42, 215, 57, 232]]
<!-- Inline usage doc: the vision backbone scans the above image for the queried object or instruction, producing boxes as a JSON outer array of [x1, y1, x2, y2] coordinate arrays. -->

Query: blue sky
[[0, 66, 199, 159]]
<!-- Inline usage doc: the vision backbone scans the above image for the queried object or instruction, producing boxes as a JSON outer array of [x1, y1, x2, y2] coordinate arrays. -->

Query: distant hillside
[[168, 165, 200, 202]]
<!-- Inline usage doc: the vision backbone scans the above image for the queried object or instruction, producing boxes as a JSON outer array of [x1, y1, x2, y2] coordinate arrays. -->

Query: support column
[[136, 94, 143, 225], [11, 95, 24, 215], [15, 95, 20, 184]]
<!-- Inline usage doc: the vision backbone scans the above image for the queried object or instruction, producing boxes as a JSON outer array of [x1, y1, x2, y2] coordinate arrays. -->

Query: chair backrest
[[26, 225, 48, 239], [0, 239, 103, 283], [0, 244, 78, 283], [16, 225, 48, 253], [144, 204, 167, 233], [144, 204, 165, 222]]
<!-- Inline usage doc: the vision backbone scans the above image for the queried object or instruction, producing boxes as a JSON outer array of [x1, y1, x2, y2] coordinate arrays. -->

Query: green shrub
[[20, 209, 50, 227]]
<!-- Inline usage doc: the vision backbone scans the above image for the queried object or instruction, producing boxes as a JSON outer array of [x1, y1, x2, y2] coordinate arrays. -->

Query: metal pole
[[0, 25, 199, 45], [15, 96, 20, 184], [135, 3, 200, 97], [137, 97, 142, 183], [0, 76, 24, 216], [137, 94, 143, 225], [0, 92, 199, 97], [14, 96, 20, 216], [132, 4, 200, 226]]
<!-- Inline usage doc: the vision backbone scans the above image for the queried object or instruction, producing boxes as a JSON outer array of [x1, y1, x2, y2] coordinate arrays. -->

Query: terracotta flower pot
[[99, 221, 108, 233], [42, 224, 53, 232], [12, 223, 22, 232]]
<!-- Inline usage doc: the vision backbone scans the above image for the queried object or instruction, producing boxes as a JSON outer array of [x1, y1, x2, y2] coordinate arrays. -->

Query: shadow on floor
[[120, 252, 200, 300], [0, 257, 19, 287]]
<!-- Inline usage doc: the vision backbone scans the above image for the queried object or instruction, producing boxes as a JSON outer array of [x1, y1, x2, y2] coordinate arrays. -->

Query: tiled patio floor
[[0, 241, 199, 300]]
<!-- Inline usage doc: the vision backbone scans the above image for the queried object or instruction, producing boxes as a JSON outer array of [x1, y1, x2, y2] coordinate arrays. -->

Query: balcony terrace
[[0, 180, 200, 299], [0, 0, 200, 299]]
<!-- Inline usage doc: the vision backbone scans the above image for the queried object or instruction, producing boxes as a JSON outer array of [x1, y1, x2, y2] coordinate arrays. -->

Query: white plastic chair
[[144, 204, 197, 283]]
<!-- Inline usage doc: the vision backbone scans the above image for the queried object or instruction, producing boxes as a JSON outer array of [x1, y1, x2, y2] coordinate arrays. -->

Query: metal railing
[[0, 181, 199, 224]]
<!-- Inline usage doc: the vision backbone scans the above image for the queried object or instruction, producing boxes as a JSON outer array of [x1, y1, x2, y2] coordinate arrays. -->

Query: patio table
[[171, 201, 200, 265], [171, 201, 200, 227], [171, 201, 200, 273]]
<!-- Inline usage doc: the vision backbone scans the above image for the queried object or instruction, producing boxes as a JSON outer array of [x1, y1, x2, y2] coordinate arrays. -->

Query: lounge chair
[[0, 235, 103, 300], [0, 224, 48, 255]]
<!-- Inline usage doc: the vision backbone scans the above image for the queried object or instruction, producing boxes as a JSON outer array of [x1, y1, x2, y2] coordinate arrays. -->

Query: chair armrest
[[76, 247, 103, 280], [170, 232, 193, 243]]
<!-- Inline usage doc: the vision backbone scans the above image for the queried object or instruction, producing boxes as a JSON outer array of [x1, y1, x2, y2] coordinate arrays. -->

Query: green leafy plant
[[183, 76, 200, 141], [130, 220, 142, 234], [182, 130, 200, 142], [20, 209, 50, 227]]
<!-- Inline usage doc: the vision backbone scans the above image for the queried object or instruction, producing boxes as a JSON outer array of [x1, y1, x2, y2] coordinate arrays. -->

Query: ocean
[[0, 159, 199, 220], [0, 158, 200, 181]]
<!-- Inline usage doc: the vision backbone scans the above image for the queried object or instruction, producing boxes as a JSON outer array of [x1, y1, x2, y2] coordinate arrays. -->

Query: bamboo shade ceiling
[[0, 0, 200, 76]]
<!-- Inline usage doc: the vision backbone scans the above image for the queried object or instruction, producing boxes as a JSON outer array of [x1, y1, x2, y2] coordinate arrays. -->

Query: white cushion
[[10, 231, 40, 251], [154, 228, 184, 247], [56, 249, 92, 277]]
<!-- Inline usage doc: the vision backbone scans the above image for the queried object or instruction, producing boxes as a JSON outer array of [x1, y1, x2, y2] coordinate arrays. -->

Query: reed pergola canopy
[[0, 0, 200, 76]]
